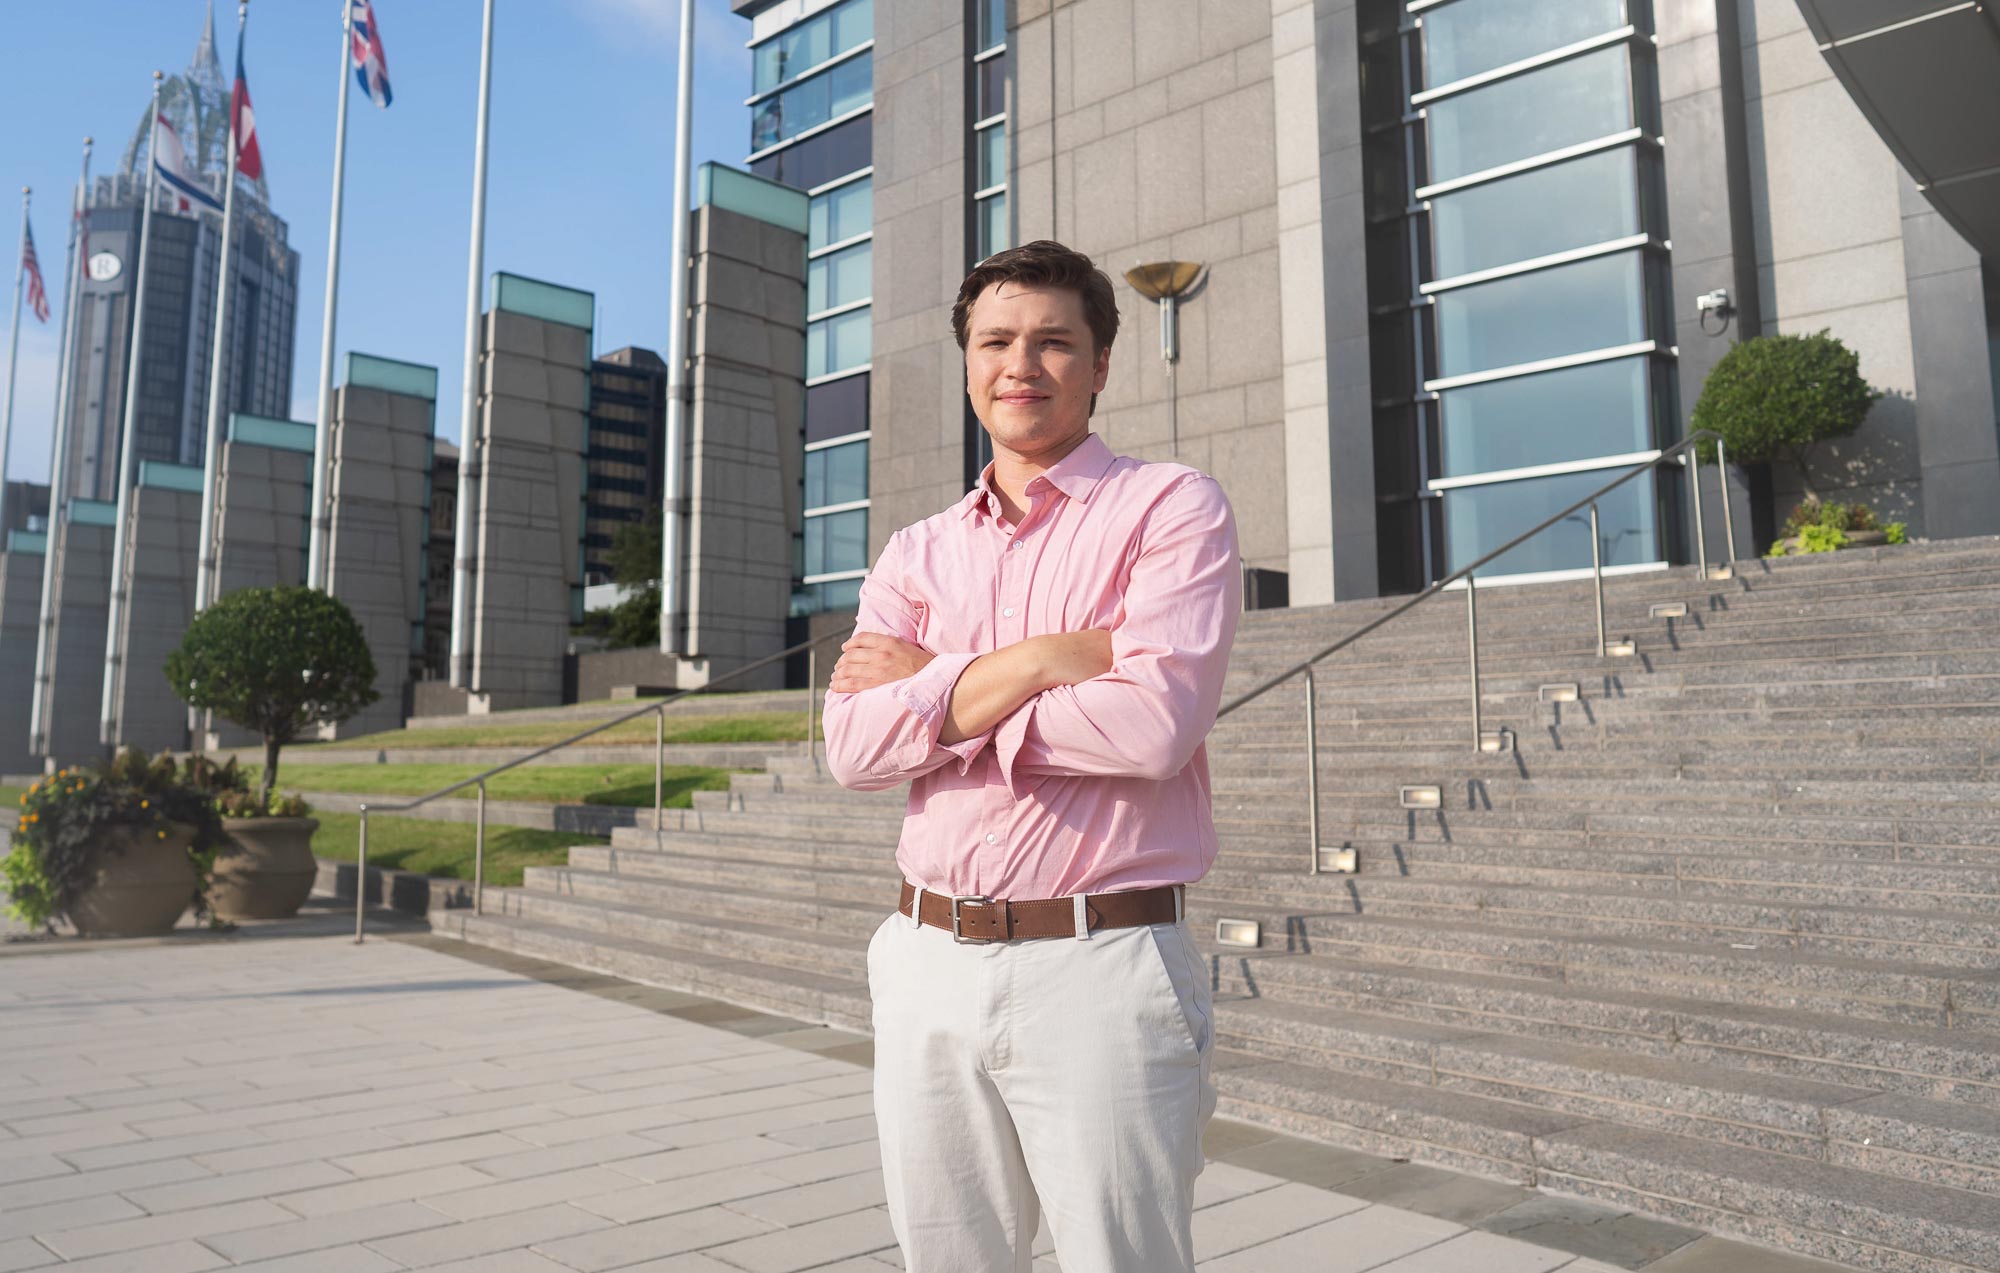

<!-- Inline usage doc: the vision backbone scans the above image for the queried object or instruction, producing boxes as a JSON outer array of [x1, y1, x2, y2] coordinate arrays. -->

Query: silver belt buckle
[[950, 895, 997, 943]]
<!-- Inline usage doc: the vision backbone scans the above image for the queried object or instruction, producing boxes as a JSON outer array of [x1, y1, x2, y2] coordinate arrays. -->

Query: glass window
[[806, 373, 870, 442], [809, 177, 872, 250], [751, 51, 872, 151], [752, 0, 871, 95], [805, 508, 868, 575], [978, 0, 1006, 52], [829, 54, 871, 118], [978, 51, 1009, 119], [1434, 250, 1646, 379], [1439, 356, 1654, 478], [1444, 468, 1658, 578], [809, 306, 872, 378], [1422, 0, 1624, 87], [1430, 146, 1639, 278], [806, 439, 870, 508], [751, 116, 872, 191], [809, 241, 872, 314], [978, 124, 1007, 190], [1426, 46, 1633, 183], [977, 192, 1009, 259]]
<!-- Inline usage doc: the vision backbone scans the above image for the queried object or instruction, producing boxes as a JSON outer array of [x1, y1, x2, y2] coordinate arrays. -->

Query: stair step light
[[1478, 728, 1514, 753], [1215, 918, 1262, 948], [1400, 784, 1443, 810], [1316, 845, 1359, 874], [1539, 683, 1580, 703], [1606, 637, 1637, 657], [1650, 601, 1690, 619], [1706, 564, 1734, 580]]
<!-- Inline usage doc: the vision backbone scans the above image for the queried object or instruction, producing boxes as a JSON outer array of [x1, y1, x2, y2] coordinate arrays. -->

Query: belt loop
[[909, 886, 925, 929], [1072, 892, 1090, 941], [1173, 885, 1184, 923]]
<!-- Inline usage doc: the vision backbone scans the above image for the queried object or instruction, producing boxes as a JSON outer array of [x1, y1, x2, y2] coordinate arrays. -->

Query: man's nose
[[1003, 341, 1040, 380]]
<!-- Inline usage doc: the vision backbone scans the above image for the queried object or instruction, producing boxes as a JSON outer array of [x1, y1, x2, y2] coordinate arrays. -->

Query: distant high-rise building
[[61, 4, 300, 504], [585, 346, 669, 585]]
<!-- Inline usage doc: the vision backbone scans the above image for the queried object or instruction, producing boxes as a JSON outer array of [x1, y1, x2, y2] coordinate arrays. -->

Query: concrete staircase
[[441, 538, 2000, 1273]]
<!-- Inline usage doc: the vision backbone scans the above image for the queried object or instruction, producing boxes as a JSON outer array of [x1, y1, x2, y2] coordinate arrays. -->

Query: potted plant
[[1768, 498, 1909, 557], [208, 788, 320, 921], [1693, 330, 1883, 541], [3, 750, 226, 938], [164, 585, 379, 797]]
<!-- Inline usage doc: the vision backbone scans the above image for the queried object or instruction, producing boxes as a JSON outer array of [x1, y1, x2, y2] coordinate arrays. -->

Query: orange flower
[[156, 830, 167, 840], [140, 800, 149, 810]]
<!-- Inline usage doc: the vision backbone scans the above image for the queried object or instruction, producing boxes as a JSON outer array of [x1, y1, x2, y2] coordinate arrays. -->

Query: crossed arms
[[820, 475, 1241, 793]]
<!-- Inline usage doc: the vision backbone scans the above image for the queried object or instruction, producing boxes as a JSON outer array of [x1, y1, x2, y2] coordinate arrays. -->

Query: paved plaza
[[0, 907, 1850, 1273]]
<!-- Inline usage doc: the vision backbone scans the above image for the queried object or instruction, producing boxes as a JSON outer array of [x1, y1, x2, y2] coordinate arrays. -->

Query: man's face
[[964, 280, 1112, 461]]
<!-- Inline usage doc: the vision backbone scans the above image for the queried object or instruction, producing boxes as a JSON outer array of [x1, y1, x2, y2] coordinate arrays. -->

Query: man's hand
[[831, 632, 937, 694]]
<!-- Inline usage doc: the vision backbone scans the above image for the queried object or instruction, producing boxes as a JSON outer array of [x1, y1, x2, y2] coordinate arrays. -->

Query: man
[[822, 240, 1241, 1273]]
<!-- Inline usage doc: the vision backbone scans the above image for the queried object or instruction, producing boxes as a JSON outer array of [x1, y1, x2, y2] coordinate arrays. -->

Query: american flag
[[22, 220, 48, 323]]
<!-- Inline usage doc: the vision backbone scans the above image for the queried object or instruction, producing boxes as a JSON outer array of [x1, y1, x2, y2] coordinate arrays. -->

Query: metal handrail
[[1209, 430, 1735, 874], [354, 626, 847, 941]]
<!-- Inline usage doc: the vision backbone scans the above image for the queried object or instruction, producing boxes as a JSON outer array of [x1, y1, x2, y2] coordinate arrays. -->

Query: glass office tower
[[748, 0, 875, 616], [1364, 0, 1678, 585]]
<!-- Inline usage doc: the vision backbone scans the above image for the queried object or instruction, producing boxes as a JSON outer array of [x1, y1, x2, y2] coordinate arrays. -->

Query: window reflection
[[809, 178, 872, 250], [806, 440, 870, 509], [1444, 469, 1659, 578], [805, 508, 868, 575], [1431, 147, 1639, 278], [1439, 357, 1654, 477], [809, 241, 872, 314], [1434, 250, 1646, 379], [1426, 46, 1632, 183], [1423, 0, 1624, 86]]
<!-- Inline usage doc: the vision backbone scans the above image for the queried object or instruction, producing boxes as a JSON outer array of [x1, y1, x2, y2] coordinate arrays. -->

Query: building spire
[[194, 0, 222, 83]]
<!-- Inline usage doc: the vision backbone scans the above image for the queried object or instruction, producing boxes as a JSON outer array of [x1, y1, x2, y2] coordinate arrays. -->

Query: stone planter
[[1777, 528, 1888, 554], [208, 817, 321, 921], [67, 824, 199, 938]]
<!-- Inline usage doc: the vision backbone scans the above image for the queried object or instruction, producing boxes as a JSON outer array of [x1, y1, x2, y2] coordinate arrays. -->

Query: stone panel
[[0, 550, 41, 774], [108, 484, 200, 755]]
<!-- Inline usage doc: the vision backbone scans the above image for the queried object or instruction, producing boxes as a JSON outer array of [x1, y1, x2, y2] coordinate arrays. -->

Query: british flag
[[351, 0, 393, 109], [22, 220, 48, 323]]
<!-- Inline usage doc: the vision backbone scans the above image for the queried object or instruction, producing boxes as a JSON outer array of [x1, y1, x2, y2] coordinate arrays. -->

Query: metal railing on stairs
[[1209, 430, 1735, 876], [352, 628, 848, 942]]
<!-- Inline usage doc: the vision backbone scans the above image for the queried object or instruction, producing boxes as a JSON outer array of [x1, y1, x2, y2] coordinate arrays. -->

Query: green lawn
[[2, 785, 27, 814], [259, 762, 736, 809], [309, 812, 600, 888], [319, 710, 811, 752]]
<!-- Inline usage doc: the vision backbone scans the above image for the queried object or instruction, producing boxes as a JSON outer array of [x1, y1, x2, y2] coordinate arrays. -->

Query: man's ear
[[1093, 344, 1112, 395]]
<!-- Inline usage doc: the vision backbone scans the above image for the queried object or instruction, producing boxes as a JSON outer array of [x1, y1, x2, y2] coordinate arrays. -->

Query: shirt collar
[[956, 432, 1117, 521]]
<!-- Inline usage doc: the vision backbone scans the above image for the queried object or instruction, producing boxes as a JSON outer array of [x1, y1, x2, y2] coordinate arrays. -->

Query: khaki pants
[[867, 903, 1217, 1273]]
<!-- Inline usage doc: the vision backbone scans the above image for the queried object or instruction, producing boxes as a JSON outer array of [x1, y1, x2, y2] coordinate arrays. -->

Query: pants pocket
[[1146, 923, 1208, 1057]]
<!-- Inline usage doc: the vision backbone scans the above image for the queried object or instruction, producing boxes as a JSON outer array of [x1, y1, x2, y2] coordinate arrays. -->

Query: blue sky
[[0, 0, 754, 485]]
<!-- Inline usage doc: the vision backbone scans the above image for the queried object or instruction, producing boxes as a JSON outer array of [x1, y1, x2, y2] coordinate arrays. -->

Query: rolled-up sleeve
[[994, 475, 1240, 790], [822, 535, 996, 791]]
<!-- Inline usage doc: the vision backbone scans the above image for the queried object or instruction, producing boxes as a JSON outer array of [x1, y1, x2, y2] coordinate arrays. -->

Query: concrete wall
[[466, 308, 589, 712], [868, 0, 979, 547], [40, 519, 113, 766], [108, 483, 199, 756], [203, 438, 312, 749], [1011, 0, 1290, 573], [0, 550, 42, 775], [322, 384, 433, 738], [680, 203, 806, 689]]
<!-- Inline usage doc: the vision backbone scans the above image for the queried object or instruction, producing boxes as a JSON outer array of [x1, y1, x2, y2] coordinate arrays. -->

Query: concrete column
[[0, 541, 44, 775], [39, 505, 115, 767], [107, 467, 201, 755], [466, 275, 591, 713], [323, 354, 439, 737]]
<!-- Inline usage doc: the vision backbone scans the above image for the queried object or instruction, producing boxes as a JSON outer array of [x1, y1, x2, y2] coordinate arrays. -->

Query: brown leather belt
[[898, 880, 1183, 943]]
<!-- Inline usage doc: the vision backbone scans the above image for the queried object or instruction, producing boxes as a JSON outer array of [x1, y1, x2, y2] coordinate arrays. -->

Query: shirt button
[[985, 833, 998, 845], [1003, 606, 1016, 617], [1010, 540, 1022, 550]]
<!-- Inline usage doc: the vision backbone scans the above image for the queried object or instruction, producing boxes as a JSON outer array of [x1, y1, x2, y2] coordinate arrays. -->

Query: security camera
[[1696, 288, 1734, 319]]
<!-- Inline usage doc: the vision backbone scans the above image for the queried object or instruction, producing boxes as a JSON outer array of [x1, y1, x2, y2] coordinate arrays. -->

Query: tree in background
[[1693, 330, 1881, 501], [577, 509, 663, 649], [165, 587, 379, 798]]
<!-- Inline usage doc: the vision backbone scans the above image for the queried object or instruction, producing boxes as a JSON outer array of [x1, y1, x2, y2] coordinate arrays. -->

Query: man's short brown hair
[[951, 240, 1120, 354]]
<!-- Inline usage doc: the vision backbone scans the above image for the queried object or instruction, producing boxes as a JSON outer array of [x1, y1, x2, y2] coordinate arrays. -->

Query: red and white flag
[[22, 220, 49, 323], [233, 29, 264, 180]]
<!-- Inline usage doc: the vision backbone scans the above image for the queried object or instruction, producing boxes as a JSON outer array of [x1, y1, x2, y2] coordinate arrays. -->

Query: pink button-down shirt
[[822, 432, 1241, 901]]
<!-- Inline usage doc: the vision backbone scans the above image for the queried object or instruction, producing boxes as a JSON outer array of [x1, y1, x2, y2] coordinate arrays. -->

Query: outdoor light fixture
[[1399, 784, 1442, 810], [1215, 918, 1263, 947], [1123, 260, 1206, 457]]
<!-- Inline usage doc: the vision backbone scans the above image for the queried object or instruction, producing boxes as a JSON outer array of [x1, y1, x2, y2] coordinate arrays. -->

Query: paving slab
[[0, 914, 1865, 1272]]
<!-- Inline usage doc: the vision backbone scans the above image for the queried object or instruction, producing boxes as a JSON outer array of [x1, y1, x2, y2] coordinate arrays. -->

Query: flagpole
[[307, 0, 354, 591], [658, 0, 696, 656], [193, 3, 248, 622], [99, 80, 167, 751], [448, 0, 497, 691], [0, 187, 29, 538], [28, 138, 91, 762]]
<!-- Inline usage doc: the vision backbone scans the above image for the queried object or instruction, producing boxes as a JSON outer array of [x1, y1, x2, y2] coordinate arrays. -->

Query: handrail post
[[1716, 437, 1738, 567], [473, 781, 486, 917], [1304, 666, 1320, 876], [1590, 502, 1606, 658], [805, 646, 818, 764], [354, 804, 368, 944], [654, 706, 665, 833], [1466, 574, 1482, 750], [1686, 450, 1709, 578]]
